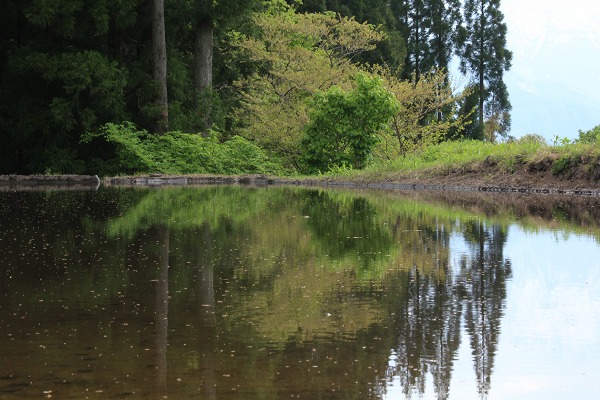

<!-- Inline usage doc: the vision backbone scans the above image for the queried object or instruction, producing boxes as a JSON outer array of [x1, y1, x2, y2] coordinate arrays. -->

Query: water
[[0, 186, 599, 399]]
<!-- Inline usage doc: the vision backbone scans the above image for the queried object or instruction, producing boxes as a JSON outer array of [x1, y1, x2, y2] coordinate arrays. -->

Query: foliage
[[551, 156, 571, 175], [373, 67, 471, 158], [394, 0, 462, 80], [83, 122, 287, 175], [233, 9, 385, 169], [452, 82, 483, 140], [294, 0, 407, 70], [515, 133, 547, 146], [576, 124, 600, 144], [552, 134, 571, 146], [301, 73, 400, 173]]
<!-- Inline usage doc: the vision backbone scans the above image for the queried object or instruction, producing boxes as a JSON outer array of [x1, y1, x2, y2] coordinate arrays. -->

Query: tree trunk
[[152, 0, 168, 134], [194, 13, 213, 135], [195, 19, 213, 93]]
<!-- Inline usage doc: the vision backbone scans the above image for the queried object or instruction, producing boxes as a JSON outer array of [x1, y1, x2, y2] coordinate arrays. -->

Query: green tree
[[234, 8, 385, 169], [457, 0, 512, 142], [294, 0, 407, 71], [452, 82, 483, 140], [428, 0, 462, 77], [0, 0, 141, 173], [391, 0, 461, 80], [375, 67, 470, 157], [188, 0, 261, 134], [301, 73, 399, 172], [395, 0, 428, 80]]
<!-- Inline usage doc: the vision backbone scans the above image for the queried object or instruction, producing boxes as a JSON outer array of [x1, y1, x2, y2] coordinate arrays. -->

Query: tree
[[427, 0, 462, 77], [374, 67, 470, 157], [395, 0, 428, 81], [152, 0, 169, 133], [457, 0, 512, 142], [483, 80, 511, 142], [391, 0, 461, 81], [294, 0, 407, 71], [191, 0, 260, 134], [453, 82, 483, 140], [234, 8, 385, 169], [0, 0, 138, 173]]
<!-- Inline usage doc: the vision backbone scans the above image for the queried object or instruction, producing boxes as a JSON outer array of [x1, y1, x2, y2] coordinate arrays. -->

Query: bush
[[518, 134, 547, 146], [577, 125, 600, 144], [552, 156, 571, 175], [83, 122, 287, 176], [301, 73, 399, 173]]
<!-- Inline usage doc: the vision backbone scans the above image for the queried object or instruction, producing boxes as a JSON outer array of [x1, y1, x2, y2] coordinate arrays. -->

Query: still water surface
[[0, 186, 599, 399]]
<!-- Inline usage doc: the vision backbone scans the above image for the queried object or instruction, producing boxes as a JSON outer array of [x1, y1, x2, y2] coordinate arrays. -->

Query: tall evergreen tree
[[428, 0, 462, 75], [392, 0, 461, 80], [153, 0, 169, 133], [457, 0, 512, 141], [394, 0, 427, 80], [0, 0, 142, 173]]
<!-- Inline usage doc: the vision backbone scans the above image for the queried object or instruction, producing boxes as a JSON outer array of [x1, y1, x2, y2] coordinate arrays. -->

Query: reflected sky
[[385, 226, 600, 400], [492, 228, 600, 400]]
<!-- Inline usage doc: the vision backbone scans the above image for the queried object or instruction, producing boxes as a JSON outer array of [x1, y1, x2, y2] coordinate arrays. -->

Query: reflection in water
[[459, 221, 511, 399], [0, 187, 597, 399], [383, 217, 511, 399], [154, 225, 169, 397], [197, 224, 217, 400]]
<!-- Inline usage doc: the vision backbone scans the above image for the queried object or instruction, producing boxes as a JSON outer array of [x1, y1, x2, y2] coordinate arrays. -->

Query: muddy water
[[0, 187, 599, 399]]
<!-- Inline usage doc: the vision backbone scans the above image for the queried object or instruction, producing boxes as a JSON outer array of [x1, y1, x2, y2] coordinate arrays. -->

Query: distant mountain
[[501, 0, 600, 142]]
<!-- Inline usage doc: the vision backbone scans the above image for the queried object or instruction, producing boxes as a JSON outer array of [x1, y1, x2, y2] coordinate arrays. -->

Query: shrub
[[551, 156, 571, 175], [301, 73, 399, 173], [577, 125, 600, 144], [83, 122, 287, 176], [518, 134, 547, 146]]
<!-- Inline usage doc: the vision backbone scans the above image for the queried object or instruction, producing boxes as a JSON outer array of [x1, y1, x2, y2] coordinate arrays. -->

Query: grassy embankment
[[317, 138, 600, 188]]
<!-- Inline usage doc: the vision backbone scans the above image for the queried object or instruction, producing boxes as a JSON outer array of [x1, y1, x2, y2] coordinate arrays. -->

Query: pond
[[0, 186, 599, 399]]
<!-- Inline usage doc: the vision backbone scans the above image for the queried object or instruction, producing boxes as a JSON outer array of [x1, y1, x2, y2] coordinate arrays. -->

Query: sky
[[500, 0, 600, 140]]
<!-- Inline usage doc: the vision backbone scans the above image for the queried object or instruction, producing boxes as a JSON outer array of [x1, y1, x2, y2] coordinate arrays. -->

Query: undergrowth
[[83, 122, 288, 176]]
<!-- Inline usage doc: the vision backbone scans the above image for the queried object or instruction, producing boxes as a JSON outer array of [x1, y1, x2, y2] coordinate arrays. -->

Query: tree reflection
[[459, 220, 512, 399], [154, 225, 169, 397], [196, 223, 217, 400], [0, 187, 524, 399], [381, 214, 512, 400], [105, 187, 514, 399], [387, 225, 462, 400]]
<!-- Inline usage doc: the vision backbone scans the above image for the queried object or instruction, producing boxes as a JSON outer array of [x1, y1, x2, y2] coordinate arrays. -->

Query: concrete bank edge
[[2, 174, 600, 196]]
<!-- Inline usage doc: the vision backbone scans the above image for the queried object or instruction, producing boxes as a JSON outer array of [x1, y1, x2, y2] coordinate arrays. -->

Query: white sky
[[500, 0, 600, 138]]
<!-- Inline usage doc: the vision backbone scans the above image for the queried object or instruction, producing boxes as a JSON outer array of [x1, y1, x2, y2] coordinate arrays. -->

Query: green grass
[[320, 136, 600, 180]]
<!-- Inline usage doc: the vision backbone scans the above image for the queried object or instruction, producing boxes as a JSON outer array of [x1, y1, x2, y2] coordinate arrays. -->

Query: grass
[[319, 136, 600, 181]]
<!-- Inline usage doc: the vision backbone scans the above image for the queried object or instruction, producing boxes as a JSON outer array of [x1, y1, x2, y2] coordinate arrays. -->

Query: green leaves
[[301, 73, 399, 173], [234, 10, 386, 169], [85, 122, 287, 175]]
